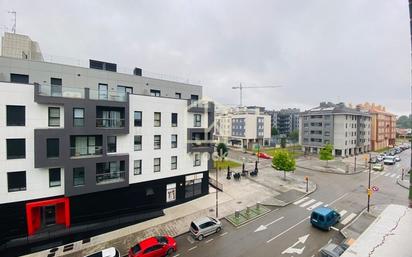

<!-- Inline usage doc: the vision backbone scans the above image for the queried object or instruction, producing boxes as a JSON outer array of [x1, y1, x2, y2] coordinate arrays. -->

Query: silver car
[[190, 216, 222, 240]]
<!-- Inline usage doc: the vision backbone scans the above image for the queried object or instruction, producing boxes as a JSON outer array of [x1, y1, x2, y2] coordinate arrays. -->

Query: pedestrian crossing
[[293, 197, 358, 228], [363, 170, 401, 179]]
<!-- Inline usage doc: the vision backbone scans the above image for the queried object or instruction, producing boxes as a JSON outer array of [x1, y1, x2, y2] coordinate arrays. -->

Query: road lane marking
[[188, 246, 197, 252], [307, 201, 323, 211], [331, 226, 339, 231], [300, 199, 316, 208], [341, 213, 357, 225], [327, 193, 349, 206], [205, 239, 213, 244], [384, 173, 390, 177], [186, 236, 195, 244], [255, 217, 284, 232], [396, 175, 400, 179], [266, 216, 284, 226], [339, 210, 348, 217], [172, 254, 180, 257], [363, 170, 367, 173], [281, 234, 309, 255], [294, 197, 309, 205], [390, 173, 396, 178], [380, 172, 386, 175], [220, 232, 228, 237], [267, 216, 310, 243]]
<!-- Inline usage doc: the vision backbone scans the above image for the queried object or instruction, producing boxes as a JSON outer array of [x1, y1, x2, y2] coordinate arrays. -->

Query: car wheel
[[166, 248, 174, 256], [216, 227, 222, 233], [198, 234, 204, 241]]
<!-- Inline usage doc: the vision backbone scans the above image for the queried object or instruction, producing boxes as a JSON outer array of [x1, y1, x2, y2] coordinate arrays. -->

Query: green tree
[[280, 137, 287, 148], [216, 143, 228, 161], [288, 130, 299, 143], [271, 127, 279, 136], [272, 150, 296, 180], [397, 115, 412, 129], [319, 144, 334, 167]]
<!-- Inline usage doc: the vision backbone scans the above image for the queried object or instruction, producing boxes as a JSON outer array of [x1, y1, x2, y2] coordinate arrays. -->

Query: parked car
[[84, 247, 120, 257], [383, 156, 396, 165], [190, 216, 222, 240], [372, 163, 384, 171], [376, 156, 383, 162], [310, 207, 341, 231], [368, 157, 378, 164], [257, 152, 272, 159], [128, 236, 177, 257], [395, 156, 401, 162], [319, 243, 345, 257]]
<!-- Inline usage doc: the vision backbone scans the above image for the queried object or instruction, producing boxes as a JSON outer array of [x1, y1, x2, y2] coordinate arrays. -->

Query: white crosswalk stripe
[[300, 199, 316, 208], [363, 170, 368, 173], [381, 172, 386, 175], [307, 201, 324, 211], [339, 210, 348, 217], [384, 173, 390, 177], [390, 174, 396, 178], [396, 175, 400, 179], [341, 213, 357, 225], [293, 197, 309, 205]]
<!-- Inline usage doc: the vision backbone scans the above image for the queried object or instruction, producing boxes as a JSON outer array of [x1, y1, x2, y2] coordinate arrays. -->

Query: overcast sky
[[0, 0, 410, 115]]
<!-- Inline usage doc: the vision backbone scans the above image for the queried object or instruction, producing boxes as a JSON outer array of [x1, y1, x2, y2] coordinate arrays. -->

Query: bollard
[[246, 206, 250, 217], [235, 210, 240, 219], [256, 202, 261, 210]]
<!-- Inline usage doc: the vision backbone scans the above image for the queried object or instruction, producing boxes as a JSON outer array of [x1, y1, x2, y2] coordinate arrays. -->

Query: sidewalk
[[24, 163, 313, 257], [296, 157, 367, 175], [396, 175, 410, 189]]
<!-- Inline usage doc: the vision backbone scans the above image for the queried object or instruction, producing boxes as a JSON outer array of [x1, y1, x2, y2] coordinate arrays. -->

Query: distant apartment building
[[0, 34, 213, 255], [357, 103, 396, 151], [1, 32, 44, 61], [267, 108, 300, 135], [215, 106, 271, 149], [299, 102, 371, 157]]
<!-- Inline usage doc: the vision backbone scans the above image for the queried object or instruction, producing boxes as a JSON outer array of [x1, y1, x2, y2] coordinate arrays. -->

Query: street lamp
[[367, 153, 371, 212]]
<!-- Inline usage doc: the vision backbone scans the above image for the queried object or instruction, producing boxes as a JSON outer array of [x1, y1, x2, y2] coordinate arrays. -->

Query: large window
[[7, 171, 26, 192], [166, 183, 176, 202], [194, 114, 201, 127], [98, 83, 108, 100], [134, 135, 142, 151], [73, 108, 85, 127], [194, 153, 201, 166], [107, 136, 117, 153], [7, 139, 25, 159], [154, 112, 161, 127], [171, 113, 178, 127], [117, 85, 133, 100], [150, 89, 161, 97], [10, 73, 29, 84], [49, 168, 61, 187], [154, 158, 161, 172], [51, 77, 62, 96], [134, 111, 142, 127], [185, 174, 203, 199], [134, 160, 142, 175], [48, 107, 60, 127], [154, 135, 161, 149], [47, 138, 60, 158], [175, 92, 181, 99], [6, 105, 25, 126], [73, 167, 85, 186], [171, 134, 178, 148], [171, 156, 177, 170]]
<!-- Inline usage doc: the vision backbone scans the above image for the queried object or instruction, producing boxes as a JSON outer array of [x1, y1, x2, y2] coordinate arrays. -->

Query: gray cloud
[[0, 0, 410, 114]]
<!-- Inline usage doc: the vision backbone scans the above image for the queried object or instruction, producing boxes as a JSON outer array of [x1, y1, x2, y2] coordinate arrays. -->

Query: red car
[[128, 236, 177, 257], [257, 152, 272, 159]]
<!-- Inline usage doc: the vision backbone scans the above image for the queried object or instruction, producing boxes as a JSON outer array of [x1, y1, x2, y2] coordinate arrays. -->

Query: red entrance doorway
[[26, 197, 70, 236]]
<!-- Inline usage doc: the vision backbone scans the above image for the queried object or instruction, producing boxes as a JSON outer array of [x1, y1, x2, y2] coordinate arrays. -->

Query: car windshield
[[156, 236, 168, 244], [131, 244, 141, 254], [334, 245, 345, 255]]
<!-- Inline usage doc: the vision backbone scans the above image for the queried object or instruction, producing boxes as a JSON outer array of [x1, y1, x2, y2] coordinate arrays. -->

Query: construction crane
[[232, 83, 282, 106]]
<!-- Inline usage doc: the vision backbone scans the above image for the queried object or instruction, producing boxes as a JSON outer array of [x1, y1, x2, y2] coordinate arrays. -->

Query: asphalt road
[[168, 149, 410, 257]]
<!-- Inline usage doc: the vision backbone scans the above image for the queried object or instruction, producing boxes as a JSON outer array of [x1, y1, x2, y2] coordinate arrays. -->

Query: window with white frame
[[194, 153, 201, 166], [154, 158, 161, 172], [171, 156, 177, 170], [194, 114, 201, 127], [154, 112, 161, 127], [166, 183, 176, 202], [171, 134, 177, 148], [134, 160, 142, 175], [154, 135, 161, 149]]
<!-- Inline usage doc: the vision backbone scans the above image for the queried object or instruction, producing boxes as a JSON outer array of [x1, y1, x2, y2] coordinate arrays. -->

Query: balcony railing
[[96, 118, 125, 128], [37, 84, 85, 99], [96, 171, 126, 185], [70, 146, 103, 157], [89, 89, 127, 102]]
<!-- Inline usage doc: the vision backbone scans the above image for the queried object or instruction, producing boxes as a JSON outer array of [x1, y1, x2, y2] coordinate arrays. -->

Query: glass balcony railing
[[70, 146, 103, 157], [96, 118, 125, 128], [37, 84, 85, 99], [96, 171, 126, 185], [89, 89, 127, 102]]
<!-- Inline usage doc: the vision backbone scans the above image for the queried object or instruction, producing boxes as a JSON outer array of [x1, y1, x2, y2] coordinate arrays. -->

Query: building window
[[154, 135, 161, 149], [98, 83, 108, 100], [191, 94, 199, 100], [171, 113, 178, 127], [154, 158, 161, 172], [166, 183, 177, 202], [107, 136, 117, 153], [134, 160, 142, 175], [171, 134, 178, 148], [51, 77, 62, 96], [134, 135, 142, 151], [134, 111, 142, 127], [6, 105, 25, 126], [117, 85, 133, 100], [49, 168, 61, 187], [154, 112, 161, 127], [10, 73, 29, 84], [194, 114, 201, 127], [171, 156, 177, 170], [73, 108, 85, 127], [150, 89, 161, 97], [6, 138, 25, 159], [185, 174, 203, 198], [7, 171, 26, 192], [73, 167, 85, 186], [175, 92, 181, 99], [194, 153, 201, 166], [48, 107, 60, 127], [46, 138, 60, 158], [325, 131, 330, 136]]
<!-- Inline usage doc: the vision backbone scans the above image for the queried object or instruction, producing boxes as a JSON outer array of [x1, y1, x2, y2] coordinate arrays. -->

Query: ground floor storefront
[[303, 145, 371, 157]]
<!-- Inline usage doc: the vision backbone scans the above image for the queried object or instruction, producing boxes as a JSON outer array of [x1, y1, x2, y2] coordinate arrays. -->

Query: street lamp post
[[367, 153, 371, 212], [354, 154, 357, 173]]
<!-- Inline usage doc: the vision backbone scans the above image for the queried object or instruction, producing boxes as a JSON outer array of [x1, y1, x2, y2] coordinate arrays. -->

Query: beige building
[[357, 103, 396, 151], [1, 32, 43, 61]]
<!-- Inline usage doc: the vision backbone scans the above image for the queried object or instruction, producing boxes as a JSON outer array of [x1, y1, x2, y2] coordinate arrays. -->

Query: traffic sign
[[367, 188, 372, 196], [372, 186, 379, 192]]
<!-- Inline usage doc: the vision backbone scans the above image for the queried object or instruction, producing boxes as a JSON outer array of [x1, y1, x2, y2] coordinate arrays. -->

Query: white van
[[83, 247, 120, 257], [383, 156, 395, 165]]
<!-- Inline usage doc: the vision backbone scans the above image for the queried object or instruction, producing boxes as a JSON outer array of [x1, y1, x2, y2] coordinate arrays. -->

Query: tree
[[272, 150, 296, 180], [396, 115, 412, 129], [319, 144, 334, 167], [280, 137, 287, 148], [288, 130, 299, 143], [216, 143, 228, 162], [271, 127, 279, 136]]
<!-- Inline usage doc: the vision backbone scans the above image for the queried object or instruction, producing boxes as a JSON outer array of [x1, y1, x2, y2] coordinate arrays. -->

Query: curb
[[296, 165, 364, 175], [340, 207, 367, 238], [396, 178, 410, 190], [262, 182, 318, 207]]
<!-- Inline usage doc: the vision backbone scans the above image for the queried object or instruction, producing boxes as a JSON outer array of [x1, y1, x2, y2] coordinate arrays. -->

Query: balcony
[[96, 106, 126, 129], [70, 146, 103, 158], [96, 160, 126, 185], [96, 118, 125, 128], [70, 135, 103, 158], [187, 129, 214, 152], [187, 99, 214, 113]]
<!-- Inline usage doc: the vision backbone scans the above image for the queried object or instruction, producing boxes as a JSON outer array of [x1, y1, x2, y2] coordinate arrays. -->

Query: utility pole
[[354, 154, 357, 173], [8, 11, 16, 34], [367, 153, 371, 212], [409, 0, 412, 208]]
